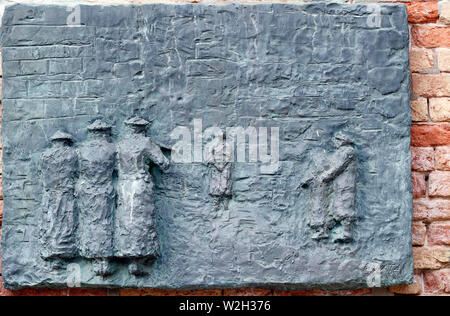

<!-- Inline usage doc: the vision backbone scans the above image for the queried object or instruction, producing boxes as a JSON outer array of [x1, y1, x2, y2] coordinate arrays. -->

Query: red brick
[[120, 289, 222, 296], [429, 171, 450, 197], [412, 172, 427, 198], [406, 1, 438, 24], [436, 146, 450, 170], [69, 288, 108, 296], [428, 222, 450, 245], [414, 198, 450, 222], [389, 274, 423, 295], [410, 49, 434, 72], [424, 269, 450, 294], [412, 222, 427, 246], [272, 289, 371, 296], [413, 246, 450, 270], [412, 74, 450, 97], [223, 288, 272, 296], [0, 277, 68, 296], [411, 25, 450, 48], [411, 147, 434, 171], [411, 123, 450, 147]]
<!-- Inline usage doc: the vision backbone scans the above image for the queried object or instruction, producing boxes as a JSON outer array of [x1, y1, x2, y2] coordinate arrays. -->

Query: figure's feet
[[332, 223, 353, 243], [49, 258, 64, 271], [93, 259, 114, 277], [128, 260, 148, 277], [311, 226, 329, 241]]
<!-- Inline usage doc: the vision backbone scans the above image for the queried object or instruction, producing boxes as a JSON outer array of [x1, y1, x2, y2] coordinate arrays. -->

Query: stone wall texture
[[0, 0, 448, 296]]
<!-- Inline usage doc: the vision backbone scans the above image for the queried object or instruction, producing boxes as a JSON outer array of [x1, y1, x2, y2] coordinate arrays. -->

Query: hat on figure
[[124, 117, 150, 127], [87, 119, 112, 132], [50, 130, 73, 141]]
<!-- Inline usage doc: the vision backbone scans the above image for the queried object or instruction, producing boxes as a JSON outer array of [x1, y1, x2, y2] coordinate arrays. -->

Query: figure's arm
[[147, 141, 170, 171], [319, 147, 355, 183], [299, 173, 315, 188]]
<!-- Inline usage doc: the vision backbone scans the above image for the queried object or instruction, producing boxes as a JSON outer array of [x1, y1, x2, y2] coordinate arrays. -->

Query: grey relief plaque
[[0, 3, 413, 290]]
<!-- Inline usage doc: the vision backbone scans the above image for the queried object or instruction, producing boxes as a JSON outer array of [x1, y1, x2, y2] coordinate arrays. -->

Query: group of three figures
[[39, 117, 170, 277]]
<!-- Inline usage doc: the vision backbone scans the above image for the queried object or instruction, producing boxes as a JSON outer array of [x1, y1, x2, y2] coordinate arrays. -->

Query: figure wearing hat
[[76, 120, 116, 276], [205, 131, 233, 214], [39, 131, 78, 263], [114, 117, 170, 276], [301, 131, 356, 243]]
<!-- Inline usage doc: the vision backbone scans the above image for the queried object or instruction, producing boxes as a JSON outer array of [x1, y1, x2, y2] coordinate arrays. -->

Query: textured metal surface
[[1, 3, 412, 289]]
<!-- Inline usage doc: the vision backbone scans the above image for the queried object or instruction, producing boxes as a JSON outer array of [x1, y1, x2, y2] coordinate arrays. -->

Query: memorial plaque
[[1, 3, 413, 290]]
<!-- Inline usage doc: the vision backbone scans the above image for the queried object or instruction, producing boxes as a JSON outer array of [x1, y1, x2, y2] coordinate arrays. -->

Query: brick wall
[[0, 0, 449, 296], [395, 0, 450, 296]]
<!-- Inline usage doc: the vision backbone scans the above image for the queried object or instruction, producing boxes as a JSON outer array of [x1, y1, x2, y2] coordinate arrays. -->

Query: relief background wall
[[0, 0, 449, 296]]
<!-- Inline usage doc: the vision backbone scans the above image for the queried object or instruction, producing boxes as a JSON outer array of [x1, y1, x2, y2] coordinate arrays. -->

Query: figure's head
[[87, 119, 112, 138], [333, 131, 353, 148], [50, 130, 73, 147], [124, 117, 150, 134]]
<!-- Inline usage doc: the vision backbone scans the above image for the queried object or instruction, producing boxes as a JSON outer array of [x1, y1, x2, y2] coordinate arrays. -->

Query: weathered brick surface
[[435, 146, 450, 170], [120, 289, 223, 296], [412, 74, 450, 97], [430, 98, 450, 121], [429, 171, 450, 197], [412, 222, 427, 246], [428, 222, 450, 245], [439, 1, 450, 25], [411, 123, 450, 147], [410, 49, 434, 73], [406, 1, 438, 24], [437, 49, 450, 72], [272, 289, 371, 296], [411, 147, 434, 171], [413, 172, 427, 198], [411, 25, 450, 48], [223, 288, 272, 296], [413, 246, 450, 270], [411, 98, 429, 122], [68, 288, 108, 296], [414, 198, 450, 222], [424, 269, 450, 294]]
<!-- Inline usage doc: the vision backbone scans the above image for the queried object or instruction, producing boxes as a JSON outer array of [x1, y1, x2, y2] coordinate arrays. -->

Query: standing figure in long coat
[[114, 117, 170, 276], [301, 132, 356, 242], [39, 131, 78, 265], [205, 133, 233, 214], [76, 120, 116, 277]]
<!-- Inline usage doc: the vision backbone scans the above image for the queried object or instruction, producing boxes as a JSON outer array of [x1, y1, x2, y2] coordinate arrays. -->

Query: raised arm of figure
[[146, 140, 170, 172], [320, 147, 356, 183]]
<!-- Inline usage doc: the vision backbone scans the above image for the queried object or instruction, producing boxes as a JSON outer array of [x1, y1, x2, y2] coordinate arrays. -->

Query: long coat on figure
[[39, 131, 78, 261], [76, 120, 116, 276], [114, 117, 170, 263]]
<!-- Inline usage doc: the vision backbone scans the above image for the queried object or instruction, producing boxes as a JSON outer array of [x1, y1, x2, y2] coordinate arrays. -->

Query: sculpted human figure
[[205, 133, 233, 214], [76, 120, 116, 277], [114, 117, 170, 276], [301, 132, 357, 242], [39, 131, 78, 265]]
